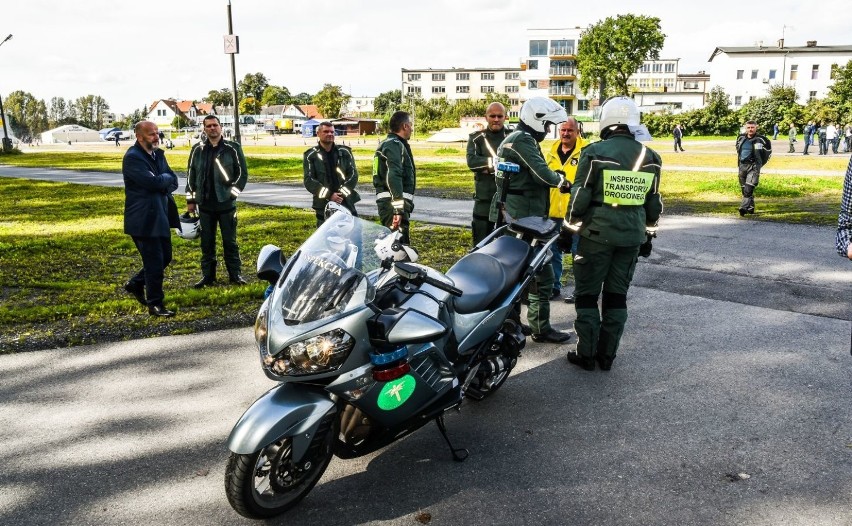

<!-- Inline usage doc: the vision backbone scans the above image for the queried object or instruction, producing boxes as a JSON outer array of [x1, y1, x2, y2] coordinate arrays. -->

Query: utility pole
[[0, 34, 13, 152], [224, 1, 241, 144]]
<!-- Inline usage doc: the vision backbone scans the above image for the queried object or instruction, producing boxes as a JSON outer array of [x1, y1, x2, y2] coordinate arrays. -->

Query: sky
[[1, 0, 848, 115]]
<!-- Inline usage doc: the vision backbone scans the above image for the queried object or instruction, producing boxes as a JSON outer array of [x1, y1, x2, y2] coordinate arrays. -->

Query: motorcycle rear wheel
[[224, 417, 337, 519]]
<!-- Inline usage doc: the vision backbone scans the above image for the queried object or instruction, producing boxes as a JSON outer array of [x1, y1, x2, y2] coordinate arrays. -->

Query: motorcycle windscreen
[[276, 214, 389, 325]]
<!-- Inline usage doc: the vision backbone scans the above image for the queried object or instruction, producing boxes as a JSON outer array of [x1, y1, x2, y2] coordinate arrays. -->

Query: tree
[[577, 14, 665, 101], [238, 73, 269, 104], [373, 89, 402, 116], [4, 91, 48, 141], [261, 85, 291, 107], [239, 96, 260, 115], [825, 59, 852, 124], [312, 84, 351, 119], [73, 95, 110, 129], [291, 92, 312, 105], [172, 114, 191, 130], [204, 88, 233, 108], [48, 97, 73, 127], [739, 85, 801, 132]]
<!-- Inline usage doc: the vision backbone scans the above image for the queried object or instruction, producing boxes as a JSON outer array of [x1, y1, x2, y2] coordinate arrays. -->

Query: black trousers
[[129, 236, 173, 306]]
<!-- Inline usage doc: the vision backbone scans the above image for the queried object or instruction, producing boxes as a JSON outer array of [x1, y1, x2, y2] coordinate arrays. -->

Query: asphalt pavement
[[0, 165, 851, 525]]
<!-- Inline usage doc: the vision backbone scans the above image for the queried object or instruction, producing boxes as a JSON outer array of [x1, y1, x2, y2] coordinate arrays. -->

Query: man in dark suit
[[123, 120, 180, 317]]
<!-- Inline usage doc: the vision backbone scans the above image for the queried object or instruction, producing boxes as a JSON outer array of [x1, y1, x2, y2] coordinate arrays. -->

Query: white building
[[630, 61, 710, 112], [344, 96, 375, 117], [708, 40, 852, 108], [400, 67, 523, 118], [519, 28, 588, 117]]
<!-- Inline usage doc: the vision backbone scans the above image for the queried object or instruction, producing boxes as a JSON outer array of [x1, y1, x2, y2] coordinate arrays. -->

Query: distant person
[[735, 120, 772, 216], [818, 122, 828, 155], [122, 120, 180, 317], [673, 123, 685, 152], [802, 121, 813, 155], [466, 102, 511, 245], [788, 123, 797, 153], [827, 123, 838, 154], [114, 134, 120, 147], [185, 115, 249, 288], [835, 156, 852, 261], [373, 111, 416, 244], [772, 122, 779, 140], [545, 117, 587, 302], [303, 121, 360, 226], [845, 124, 852, 153]]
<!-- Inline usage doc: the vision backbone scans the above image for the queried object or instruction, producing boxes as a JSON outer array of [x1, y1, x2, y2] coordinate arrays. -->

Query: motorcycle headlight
[[267, 329, 355, 376], [255, 298, 271, 363]]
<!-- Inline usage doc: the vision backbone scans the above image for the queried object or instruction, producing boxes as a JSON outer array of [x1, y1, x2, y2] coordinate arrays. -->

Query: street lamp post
[[0, 34, 13, 152], [224, 1, 241, 144]]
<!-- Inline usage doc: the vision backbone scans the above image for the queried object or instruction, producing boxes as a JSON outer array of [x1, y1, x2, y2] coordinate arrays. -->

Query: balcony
[[548, 86, 575, 99], [549, 66, 576, 79], [549, 46, 574, 58]]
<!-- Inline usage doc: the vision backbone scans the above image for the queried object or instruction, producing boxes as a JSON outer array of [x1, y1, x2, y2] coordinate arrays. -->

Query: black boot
[[193, 276, 216, 289]]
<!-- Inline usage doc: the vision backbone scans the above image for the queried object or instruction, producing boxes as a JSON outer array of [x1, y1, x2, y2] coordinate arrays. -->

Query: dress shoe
[[563, 293, 576, 304], [566, 350, 595, 371], [193, 276, 216, 289], [148, 304, 175, 317], [520, 323, 532, 336], [531, 328, 573, 343], [229, 274, 247, 285], [550, 289, 561, 300], [596, 355, 614, 371], [123, 281, 146, 306]]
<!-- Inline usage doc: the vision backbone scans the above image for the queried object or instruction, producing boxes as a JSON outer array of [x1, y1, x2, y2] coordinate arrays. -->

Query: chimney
[[777, 38, 784, 48], [806, 40, 817, 47]]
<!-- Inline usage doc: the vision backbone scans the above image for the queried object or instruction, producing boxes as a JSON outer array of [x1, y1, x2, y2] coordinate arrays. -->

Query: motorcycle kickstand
[[435, 415, 469, 462]]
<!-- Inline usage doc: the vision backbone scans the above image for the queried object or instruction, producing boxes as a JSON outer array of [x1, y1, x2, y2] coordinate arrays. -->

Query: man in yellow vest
[[545, 117, 587, 302]]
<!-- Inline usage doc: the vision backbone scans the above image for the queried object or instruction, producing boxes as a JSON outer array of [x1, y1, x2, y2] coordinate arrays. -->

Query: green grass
[[0, 178, 470, 353]]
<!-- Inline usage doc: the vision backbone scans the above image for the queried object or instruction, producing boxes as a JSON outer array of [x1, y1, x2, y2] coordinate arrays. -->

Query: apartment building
[[519, 28, 588, 116], [708, 40, 852, 108], [400, 67, 523, 118]]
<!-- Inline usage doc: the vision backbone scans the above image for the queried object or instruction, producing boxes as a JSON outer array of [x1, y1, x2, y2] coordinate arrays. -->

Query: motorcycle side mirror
[[256, 244, 287, 284], [393, 262, 421, 281]]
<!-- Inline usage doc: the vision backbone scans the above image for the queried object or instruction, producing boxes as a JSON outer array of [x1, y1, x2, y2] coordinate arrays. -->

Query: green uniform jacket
[[467, 127, 511, 194], [373, 133, 416, 214], [568, 134, 663, 247], [185, 139, 248, 211], [303, 143, 360, 213], [489, 129, 566, 222]]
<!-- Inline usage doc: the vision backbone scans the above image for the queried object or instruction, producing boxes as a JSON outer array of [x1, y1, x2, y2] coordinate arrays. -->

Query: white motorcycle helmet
[[519, 97, 568, 141], [176, 212, 200, 240], [374, 231, 419, 263], [598, 96, 651, 141]]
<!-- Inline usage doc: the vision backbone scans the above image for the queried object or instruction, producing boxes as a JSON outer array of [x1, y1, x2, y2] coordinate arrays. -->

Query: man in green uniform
[[303, 121, 360, 226], [374, 111, 416, 244], [467, 102, 511, 245], [561, 96, 663, 371], [489, 97, 572, 344], [186, 115, 249, 288]]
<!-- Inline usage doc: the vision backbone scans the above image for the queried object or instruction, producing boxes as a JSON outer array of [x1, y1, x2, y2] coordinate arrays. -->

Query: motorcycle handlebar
[[422, 274, 463, 297]]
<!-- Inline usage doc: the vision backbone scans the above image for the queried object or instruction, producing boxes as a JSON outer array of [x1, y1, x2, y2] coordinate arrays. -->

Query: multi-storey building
[[708, 40, 852, 108], [519, 28, 587, 116], [400, 67, 523, 118], [629, 60, 710, 112]]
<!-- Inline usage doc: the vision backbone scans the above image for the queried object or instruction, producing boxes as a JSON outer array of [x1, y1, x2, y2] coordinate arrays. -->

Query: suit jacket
[[123, 142, 179, 238]]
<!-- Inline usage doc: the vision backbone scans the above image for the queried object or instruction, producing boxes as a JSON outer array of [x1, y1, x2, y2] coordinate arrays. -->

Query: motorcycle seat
[[446, 236, 531, 314]]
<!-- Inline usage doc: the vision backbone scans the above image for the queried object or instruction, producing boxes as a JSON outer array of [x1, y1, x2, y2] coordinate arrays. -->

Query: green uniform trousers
[[526, 248, 555, 334], [472, 175, 496, 245], [199, 206, 241, 279], [377, 200, 410, 245], [572, 237, 639, 361]]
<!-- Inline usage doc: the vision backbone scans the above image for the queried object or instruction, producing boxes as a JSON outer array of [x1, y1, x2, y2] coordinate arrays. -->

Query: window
[[665, 63, 675, 73], [505, 72, 519, 80], [736, 70, 744, 80], [751, 69, 758, 80], [529, 80, 538, 89], [456, 86, 469, 93], [809, 91, 817, 101], [432, 73, 445, 81], [652, 63, 662, 73], [508, 111, 519, 118], [768, 69, 777, 80], [664, 78, 675, 88], [406, 86, 421, 95], [529, 40, 547, 56], [527, 60, 538, 70], [509, 99, 519, 106], [684, 81, 698, 89], [456, 72, 469, 81], [749, 96, 756, 102], [550, 39, 573, 55], [734, 96, 742, 105], [481, 72, 494, 80], [577, 100, 589, 111], [157, 109, 166, 116], [790, 64, 798, 80], [407, 73, 420, 81], [831, 64, 839, 79], [432, 86, 445, 93], [506, 85, 519, 93], [639, 78, 649, 88], [639, 63, 650, 73], [811, 64, 819, 79], [481, 86, 494, 93]]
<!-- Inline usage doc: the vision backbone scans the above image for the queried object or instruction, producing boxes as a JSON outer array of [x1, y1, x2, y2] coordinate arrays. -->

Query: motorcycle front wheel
[[225, 416, 337, 519]]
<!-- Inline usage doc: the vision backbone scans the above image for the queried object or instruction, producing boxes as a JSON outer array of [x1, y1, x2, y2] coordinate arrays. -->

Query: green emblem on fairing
[[377, 374, 416, 410], [602, 169, 654, 205]]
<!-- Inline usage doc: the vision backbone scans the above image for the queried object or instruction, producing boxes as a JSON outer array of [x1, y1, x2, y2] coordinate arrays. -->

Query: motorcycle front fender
[[227, 383, 335, 460]]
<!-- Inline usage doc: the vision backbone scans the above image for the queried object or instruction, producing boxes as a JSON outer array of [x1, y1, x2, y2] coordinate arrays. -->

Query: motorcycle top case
[[341, 343, 458, 428]]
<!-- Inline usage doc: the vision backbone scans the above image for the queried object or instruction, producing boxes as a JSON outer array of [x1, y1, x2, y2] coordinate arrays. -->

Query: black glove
[[558, 180, 572, 194], [556, 231, 574, 252], [638, 232, 654, 258]]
